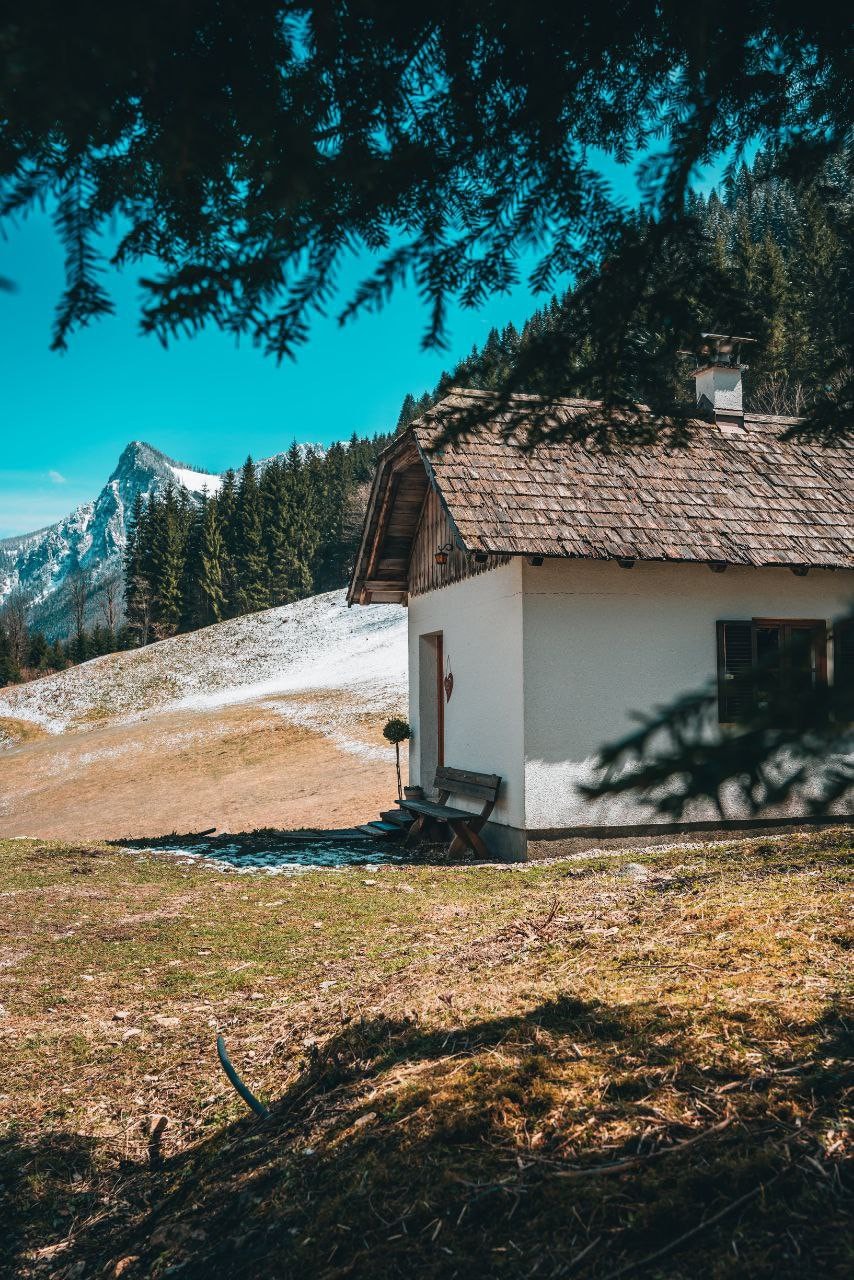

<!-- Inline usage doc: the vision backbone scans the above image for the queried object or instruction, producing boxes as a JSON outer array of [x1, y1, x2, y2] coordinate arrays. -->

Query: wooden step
[[356, 821, 406, 839], [380, 809, 412, 826]]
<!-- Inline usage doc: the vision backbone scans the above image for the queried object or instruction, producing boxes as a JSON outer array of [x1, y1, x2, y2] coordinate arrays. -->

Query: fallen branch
[[567, 1235, 601, 1270], [716, 1061, 815, 1093], [523, 1115, 733, 1178], [600, 1170, 784, 1279]]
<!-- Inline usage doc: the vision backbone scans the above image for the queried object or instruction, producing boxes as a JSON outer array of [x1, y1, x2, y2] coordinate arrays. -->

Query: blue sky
[[0, 210, 568, 537], [0, 151, 734, 538]]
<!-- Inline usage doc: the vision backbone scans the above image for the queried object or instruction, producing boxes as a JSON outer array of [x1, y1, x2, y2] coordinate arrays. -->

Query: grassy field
[[0, 831, 851, 1279]]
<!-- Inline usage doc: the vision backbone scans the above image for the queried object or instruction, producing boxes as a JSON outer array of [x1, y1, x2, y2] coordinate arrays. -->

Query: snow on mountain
[[0, 589, 408, 757], [0, 441, 224, 637], [167, 464, 223, 495], [0, 438, 341, 640]]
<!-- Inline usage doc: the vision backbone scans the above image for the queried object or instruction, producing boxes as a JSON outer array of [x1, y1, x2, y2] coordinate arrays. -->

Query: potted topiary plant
[[382, 717, 411, 801]]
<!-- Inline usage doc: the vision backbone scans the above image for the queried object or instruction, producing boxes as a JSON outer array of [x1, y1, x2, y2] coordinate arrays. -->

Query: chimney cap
[[679, 332, 757, 368]]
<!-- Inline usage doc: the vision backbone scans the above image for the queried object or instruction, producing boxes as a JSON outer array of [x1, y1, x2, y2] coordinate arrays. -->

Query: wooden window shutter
[[834, 618, 854, 691], [716, 620, 753, 722]]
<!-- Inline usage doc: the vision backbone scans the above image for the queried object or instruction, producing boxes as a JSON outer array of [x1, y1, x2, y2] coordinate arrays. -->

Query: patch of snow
[[171, 592, 407, 716], [134, 839, 407, 873], [168, 465, 223, 496], [0, 590, 408, 755], [266, 698, 392, 762]]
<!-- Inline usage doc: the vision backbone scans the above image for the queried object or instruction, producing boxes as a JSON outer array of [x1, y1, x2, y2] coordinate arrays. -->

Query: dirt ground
[[0, 701, 397, 839]]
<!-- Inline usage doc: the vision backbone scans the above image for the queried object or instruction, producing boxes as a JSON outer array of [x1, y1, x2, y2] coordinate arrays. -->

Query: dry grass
[[0, 705, 397, 840], [0, 830, 851, 1279], [0, 717, 48, 747]]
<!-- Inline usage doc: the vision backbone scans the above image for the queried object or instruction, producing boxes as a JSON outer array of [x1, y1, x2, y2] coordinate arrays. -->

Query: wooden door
[[436, 632, 445, 768]]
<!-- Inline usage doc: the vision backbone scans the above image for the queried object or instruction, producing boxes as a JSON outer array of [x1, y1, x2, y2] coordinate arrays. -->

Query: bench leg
[[447, 820, 490, 861], [446, 822, 468, 858], [461, 824, 490, 861], [405, 814, 427, 848]]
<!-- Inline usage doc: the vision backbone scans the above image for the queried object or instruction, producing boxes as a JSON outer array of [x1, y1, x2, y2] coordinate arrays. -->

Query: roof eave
[[346, 430, 423, 606]]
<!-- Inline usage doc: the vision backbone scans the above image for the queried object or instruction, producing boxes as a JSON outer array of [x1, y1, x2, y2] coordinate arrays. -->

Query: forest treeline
[[0, 571, 131, 685], [396, 145, 851, 427], [123, 436, 390, 644], [0, 603, 70, 686]]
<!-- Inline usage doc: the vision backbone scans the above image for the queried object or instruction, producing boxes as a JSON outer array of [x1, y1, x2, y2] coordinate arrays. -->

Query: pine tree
[[196, 497, 227, 625], [217, 469, 240, 616], [312, 442, 350, 591], [149, 483, 185, 638], [178, 497, 206, 631], [28, 630, 49, 669], [262, 458, 296, 607], [396, 393, 418, 431], [124, 491, 152, 645], [47, 639, 66, 671], [233, 458, 270, 614], [282, 441, 318, 601], [0, 620, 19, 686]]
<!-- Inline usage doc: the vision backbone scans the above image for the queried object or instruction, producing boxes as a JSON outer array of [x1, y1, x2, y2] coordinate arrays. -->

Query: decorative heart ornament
[[444, 670, 454, 702]]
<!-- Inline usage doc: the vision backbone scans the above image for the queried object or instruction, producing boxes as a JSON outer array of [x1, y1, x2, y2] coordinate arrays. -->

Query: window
[[834, 618, 854, 692], [716, 618, 827, 723]]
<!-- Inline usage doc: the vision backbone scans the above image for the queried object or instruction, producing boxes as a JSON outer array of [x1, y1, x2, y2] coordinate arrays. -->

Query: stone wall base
[[482, 815, 851, 863]]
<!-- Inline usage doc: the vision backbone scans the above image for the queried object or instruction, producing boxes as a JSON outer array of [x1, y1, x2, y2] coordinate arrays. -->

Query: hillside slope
[[0, 590, 408, 838]]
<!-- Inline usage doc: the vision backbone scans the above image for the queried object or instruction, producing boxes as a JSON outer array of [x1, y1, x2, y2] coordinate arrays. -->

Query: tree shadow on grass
[[4, 997, 851, 1280], [0, 1130, 101, 1276]]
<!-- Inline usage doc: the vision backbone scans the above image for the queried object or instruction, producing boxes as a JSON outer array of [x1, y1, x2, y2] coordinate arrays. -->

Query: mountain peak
[[2, 441, 222, 638], [112, 440, 175, 479]]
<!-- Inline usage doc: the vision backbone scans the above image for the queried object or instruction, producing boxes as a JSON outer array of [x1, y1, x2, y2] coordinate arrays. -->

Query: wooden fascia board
[[346, 460, 385, 605], [364, 470, 399, 584], [365, 439, 422, 579], [346, 432, 420, 605]]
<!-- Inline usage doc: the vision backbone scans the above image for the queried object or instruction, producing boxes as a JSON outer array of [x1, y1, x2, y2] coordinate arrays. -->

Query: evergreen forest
[[123, 436, 390, 645], [397, 146, 852, 429]]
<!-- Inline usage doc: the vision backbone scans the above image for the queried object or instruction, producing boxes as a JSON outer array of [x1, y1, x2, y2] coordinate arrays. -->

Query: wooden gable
[[347, 432, 508, 605], [408, 489, 508, 598]]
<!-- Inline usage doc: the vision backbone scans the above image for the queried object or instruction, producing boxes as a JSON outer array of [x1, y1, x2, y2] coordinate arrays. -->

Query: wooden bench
[[398, 766, 501, 859]]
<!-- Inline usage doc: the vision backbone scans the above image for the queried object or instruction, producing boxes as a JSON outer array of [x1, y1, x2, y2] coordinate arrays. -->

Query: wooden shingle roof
[[348, 388, 853, 604], [412, 390, 854, 569]]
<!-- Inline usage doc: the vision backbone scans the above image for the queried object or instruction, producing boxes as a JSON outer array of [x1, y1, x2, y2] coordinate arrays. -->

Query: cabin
[[348, 349, 854, 858]]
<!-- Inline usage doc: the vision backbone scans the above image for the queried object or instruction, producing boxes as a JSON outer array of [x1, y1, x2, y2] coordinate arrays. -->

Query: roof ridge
[[442, 387, 604, 409], [436, 387, 811, 428]]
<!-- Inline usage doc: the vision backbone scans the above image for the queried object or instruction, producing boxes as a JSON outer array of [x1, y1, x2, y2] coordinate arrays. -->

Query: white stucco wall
[[695, 366, 743, 413], [520, 558, 854, 828], [407, 560, 526, 830]]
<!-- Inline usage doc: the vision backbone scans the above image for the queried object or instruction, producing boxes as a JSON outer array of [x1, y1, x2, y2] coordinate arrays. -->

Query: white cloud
[[47, 470, 67, 485]]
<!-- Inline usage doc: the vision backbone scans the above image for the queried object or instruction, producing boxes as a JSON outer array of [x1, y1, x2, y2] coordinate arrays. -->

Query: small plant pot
[[403, 785, 424, 801]]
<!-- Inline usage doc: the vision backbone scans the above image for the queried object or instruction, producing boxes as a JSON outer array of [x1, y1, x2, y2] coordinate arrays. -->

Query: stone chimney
[[688, 333, 756, 430]]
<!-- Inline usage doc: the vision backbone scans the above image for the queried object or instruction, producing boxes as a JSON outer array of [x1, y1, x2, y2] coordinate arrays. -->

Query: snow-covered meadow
[[0, 590, 408, 754]]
